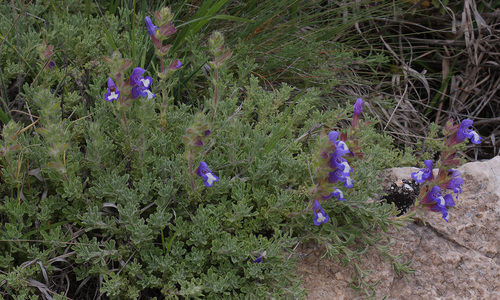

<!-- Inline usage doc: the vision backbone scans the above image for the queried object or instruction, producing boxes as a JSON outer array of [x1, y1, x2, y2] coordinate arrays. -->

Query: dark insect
[[381, 179, 420, 216]]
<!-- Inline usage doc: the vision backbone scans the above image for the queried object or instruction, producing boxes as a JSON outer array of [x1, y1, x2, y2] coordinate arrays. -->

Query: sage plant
[[309, 99, 363, 225], [409, 119, 481, 222]]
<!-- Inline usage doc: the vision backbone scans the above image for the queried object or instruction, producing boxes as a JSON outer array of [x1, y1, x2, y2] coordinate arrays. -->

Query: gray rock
[[297, 156, 500, 299]]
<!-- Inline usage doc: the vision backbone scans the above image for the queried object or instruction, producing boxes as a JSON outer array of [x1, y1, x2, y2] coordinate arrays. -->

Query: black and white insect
[[381, 179, 420, 216]]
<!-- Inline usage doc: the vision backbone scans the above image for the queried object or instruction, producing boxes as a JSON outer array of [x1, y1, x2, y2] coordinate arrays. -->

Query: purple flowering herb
[[456, 119, 481, 144], [354, 98, 363, 116], [104, 78, 120, 102], [145, 16, 159, 36], [196, 161, 219, 187], [47, 61, 56, 69], [313, 200, 329, 225], [411, 160, 434, 183], [253, 251, 266, 263]]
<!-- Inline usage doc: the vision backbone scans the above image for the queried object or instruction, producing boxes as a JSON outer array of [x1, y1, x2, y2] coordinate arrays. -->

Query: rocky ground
[[297, 156, 500, 299]]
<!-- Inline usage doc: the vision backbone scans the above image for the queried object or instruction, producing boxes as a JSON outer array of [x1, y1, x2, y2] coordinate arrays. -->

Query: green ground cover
[[0, 0, 494, 298]]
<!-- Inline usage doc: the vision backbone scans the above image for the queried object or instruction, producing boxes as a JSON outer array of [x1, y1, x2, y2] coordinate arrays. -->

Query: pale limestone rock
[[297, 156, 500, 299]]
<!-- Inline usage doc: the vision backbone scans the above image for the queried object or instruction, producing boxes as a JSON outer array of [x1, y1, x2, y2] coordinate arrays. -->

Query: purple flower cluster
[[412, 162, 460, 222], [327, 131, 353, 190], [312, 130, 354, 226], [410, 119, 481, 222], [129, 67, 156, 99], [104, 67, 155, 102]]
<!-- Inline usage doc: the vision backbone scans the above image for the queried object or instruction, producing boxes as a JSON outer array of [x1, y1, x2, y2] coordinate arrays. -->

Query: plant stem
[[122, 110, 129, 135]]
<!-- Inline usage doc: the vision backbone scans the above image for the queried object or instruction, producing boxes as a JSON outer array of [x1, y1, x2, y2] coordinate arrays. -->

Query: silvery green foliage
[[0, 4, 414, 299]]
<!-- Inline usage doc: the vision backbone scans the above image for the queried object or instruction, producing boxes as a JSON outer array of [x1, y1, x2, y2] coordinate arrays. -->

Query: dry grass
[[359, 0, 499, 159]]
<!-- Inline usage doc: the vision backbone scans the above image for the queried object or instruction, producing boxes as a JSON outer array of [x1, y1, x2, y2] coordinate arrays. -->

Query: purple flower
[[328, 169, 353, 188], [104, 78, 120, 102], [130, 67, 146, 86], [47, 61, 56, 69], [330, 156, 352, 175], [456, 119, 481, 144], [411, 160, 434, 183], [253, 251, 266, 263], [342, 176, 353, 188], [429, 204, 451, 222], [168, 60, 182, 70], [444, 170, 464, 199], [131, 85, 155, 99], [354, 98, 363, 116], [129, 68, 155, 99], [313, 200, 329, 225], [145, 17, 159, 36], [424, 186, 455, 208], [328, 131, 339, 144], [331, 188, 346, 201], [196, 161, 219, 187], [422, 186, 455, 222], [328, 131, 350, 154]]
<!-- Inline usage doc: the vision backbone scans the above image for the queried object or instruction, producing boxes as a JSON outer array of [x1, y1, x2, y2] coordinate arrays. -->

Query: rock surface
[[296, 156, 500, 299]]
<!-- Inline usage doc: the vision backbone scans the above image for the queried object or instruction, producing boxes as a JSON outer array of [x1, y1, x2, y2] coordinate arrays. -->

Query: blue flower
[[131, 85, 156, 99], [422, 186, 455, 222], [313, 200, 329, 225], [445, 170, 464, 199], [145, 17, 159, 37], [196, 161, 219, 187], [424, 186, 455, 207], [456, 119, 481, 144], [411, 160, 434, 183], [331, 188, 346, 201], [253, 251, 266, 263], [430, 204, 451, 222], [330, 156, 353, 175], [328, 131, 350, 154], [328, 131, 339, 144], [354, 98, 363, 116], [129, 68, 155, 99], [104, 78, 120, 102], [130, 67, 146, 86]]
